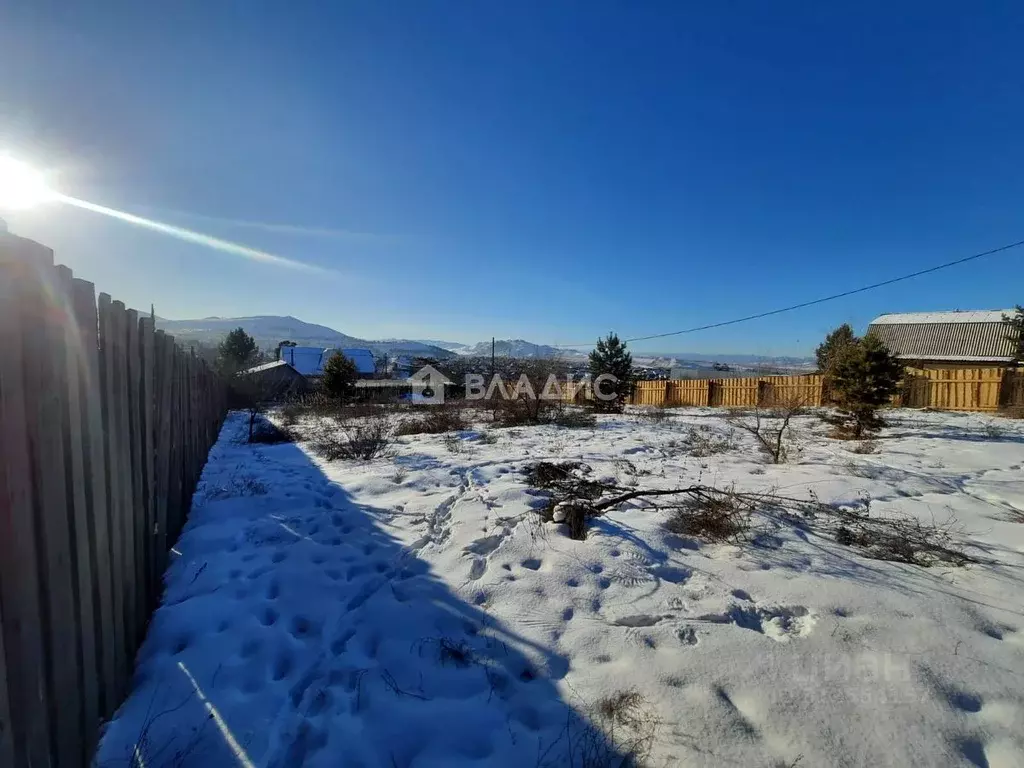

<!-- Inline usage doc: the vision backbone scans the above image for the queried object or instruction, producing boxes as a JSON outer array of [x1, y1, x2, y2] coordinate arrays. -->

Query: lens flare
[[0, 155, 54, 209]]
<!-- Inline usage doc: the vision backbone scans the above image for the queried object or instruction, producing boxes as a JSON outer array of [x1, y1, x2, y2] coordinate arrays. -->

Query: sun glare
[[0, 155, 54, 209]]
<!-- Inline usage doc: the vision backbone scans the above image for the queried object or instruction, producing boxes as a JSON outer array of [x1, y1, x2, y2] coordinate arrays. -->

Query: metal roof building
[[279, 346, 377, 376], [867, 309, 1018, 365]]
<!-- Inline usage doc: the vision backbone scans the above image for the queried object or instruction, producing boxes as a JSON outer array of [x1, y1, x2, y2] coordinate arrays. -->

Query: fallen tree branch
[[525, 461, 973, 566]]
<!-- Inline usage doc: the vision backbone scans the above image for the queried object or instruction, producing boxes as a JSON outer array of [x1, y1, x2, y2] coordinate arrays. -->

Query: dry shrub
[[553, 407, 597, 429], [311, 414, 396, 461], [476, 431, 499, 445], [728, 399, 805, 464], [580, 690, 658, 768], [279, 402, 301, 427], [999, 405, 1024, 420], [248, 417, 292, 445], [635, 406, 671, 424], [397, 406, 470, 436], [664, 488, 753, 543], [849, 440, 878, 455], [492, 396, 562, 427], [442, 432, 465, 454], [679, 425, 736, 457], [828, 502, 972, 567]]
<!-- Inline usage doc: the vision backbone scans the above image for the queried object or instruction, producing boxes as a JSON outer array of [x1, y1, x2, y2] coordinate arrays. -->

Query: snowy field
[[98, 407, 1024, 768]]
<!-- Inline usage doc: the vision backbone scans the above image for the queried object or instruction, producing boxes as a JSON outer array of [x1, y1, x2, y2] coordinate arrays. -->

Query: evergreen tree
[[217, 327, 258, 373], [815, 323, 856, 373], [322, 352, 359, 400], [275, 339, 297, 360], [588, 332, 633, 413], [1003, 306, 1024, 364], [827, 334, 903, 438]]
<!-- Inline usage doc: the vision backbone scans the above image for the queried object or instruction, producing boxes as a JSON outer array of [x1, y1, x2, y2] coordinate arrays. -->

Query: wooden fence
[[631, 375, 827, 409], [629, 369, 1022, 412], [0, 232, 227, 766]]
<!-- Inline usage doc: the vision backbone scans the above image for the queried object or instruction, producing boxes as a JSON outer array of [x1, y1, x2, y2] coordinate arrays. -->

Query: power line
[[554, 237, 1024, 347]]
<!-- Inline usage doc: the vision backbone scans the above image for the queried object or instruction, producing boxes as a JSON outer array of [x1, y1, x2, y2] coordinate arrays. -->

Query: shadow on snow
[[96, 415, 628, 768]]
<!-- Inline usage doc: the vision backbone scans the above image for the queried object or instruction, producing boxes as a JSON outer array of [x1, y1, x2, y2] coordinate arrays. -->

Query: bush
[[1000, 405, 1024, 420], [588, 333, 634, 413], [664, 488, 752, 543], [248, 417, 292, 444], [322, 352, 359, 401], [825, 334, 903, 438], [492, 395, 560, 427], [635, 406, 670, 423], [849, 440, 878, 454], [396, 406, 469, 435], [677, 425, 736, 457], [727, 399, 804, 464], [552, 407, 597, 429], [311, 415, 395, 460]]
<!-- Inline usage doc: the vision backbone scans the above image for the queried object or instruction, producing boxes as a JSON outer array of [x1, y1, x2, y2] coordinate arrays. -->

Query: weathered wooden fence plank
[[97, 292, 128, 702], [0, 237, 52, 767], [54, 265, 100, 758], [140, 316, 156, 606], [0, 600, 14, 767], [72, 278, 118, 718], [21, 246, 84, 767], [111, 300, 139, 664]]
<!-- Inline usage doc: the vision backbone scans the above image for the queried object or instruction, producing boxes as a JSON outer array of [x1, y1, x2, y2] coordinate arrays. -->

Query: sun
[[0, 155, 55, 209]]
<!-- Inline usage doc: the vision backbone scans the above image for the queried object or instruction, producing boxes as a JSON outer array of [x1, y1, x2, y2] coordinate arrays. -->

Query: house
[[867, 310, 1018, 369], [238, 359, 310, 399], [278, 346, 376, 378]]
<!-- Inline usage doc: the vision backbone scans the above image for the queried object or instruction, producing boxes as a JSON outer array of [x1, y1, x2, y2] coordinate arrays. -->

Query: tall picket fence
[[631, 375, 827, 409], [629, 369, 1023, 412], [0, 232, 227, 766]]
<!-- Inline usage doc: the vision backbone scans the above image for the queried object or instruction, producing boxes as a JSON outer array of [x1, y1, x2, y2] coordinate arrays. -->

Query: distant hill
[[154, 315, 457, 359], [458, 339, 583, 358]]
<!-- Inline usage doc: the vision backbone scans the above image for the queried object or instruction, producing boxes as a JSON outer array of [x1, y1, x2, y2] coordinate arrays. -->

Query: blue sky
[[2, 2, 1022, 356]]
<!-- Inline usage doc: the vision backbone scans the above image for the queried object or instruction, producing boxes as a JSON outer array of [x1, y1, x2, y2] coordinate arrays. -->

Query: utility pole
[[491, 337, 495, 379]]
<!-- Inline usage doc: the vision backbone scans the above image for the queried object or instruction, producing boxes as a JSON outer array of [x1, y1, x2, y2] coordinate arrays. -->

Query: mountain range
[[154, 315, 813, 367], [154, 315, 459, 359]]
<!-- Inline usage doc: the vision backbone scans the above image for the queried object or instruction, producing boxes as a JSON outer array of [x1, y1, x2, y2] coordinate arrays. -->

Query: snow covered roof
[[870, 310, 1013, 325], [340, 348, 377, 375], [240, 359, 294, 375], [279, 346, 376, 376], [868, 309, 1017, 363]]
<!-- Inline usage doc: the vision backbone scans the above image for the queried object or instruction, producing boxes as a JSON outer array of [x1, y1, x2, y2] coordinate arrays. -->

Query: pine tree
[[827, 334, 904, 438], [275, 339, 297, 360], [217, 327, 258, 374], [1003, 306, 1024, 364], [815, 323, 856, 373], [322, 352, 359, 400], [588, 332, 633, 413]]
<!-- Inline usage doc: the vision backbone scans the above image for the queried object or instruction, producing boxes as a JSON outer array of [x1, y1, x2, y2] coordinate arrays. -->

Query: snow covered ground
[[97, 408, 1024, 767]]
